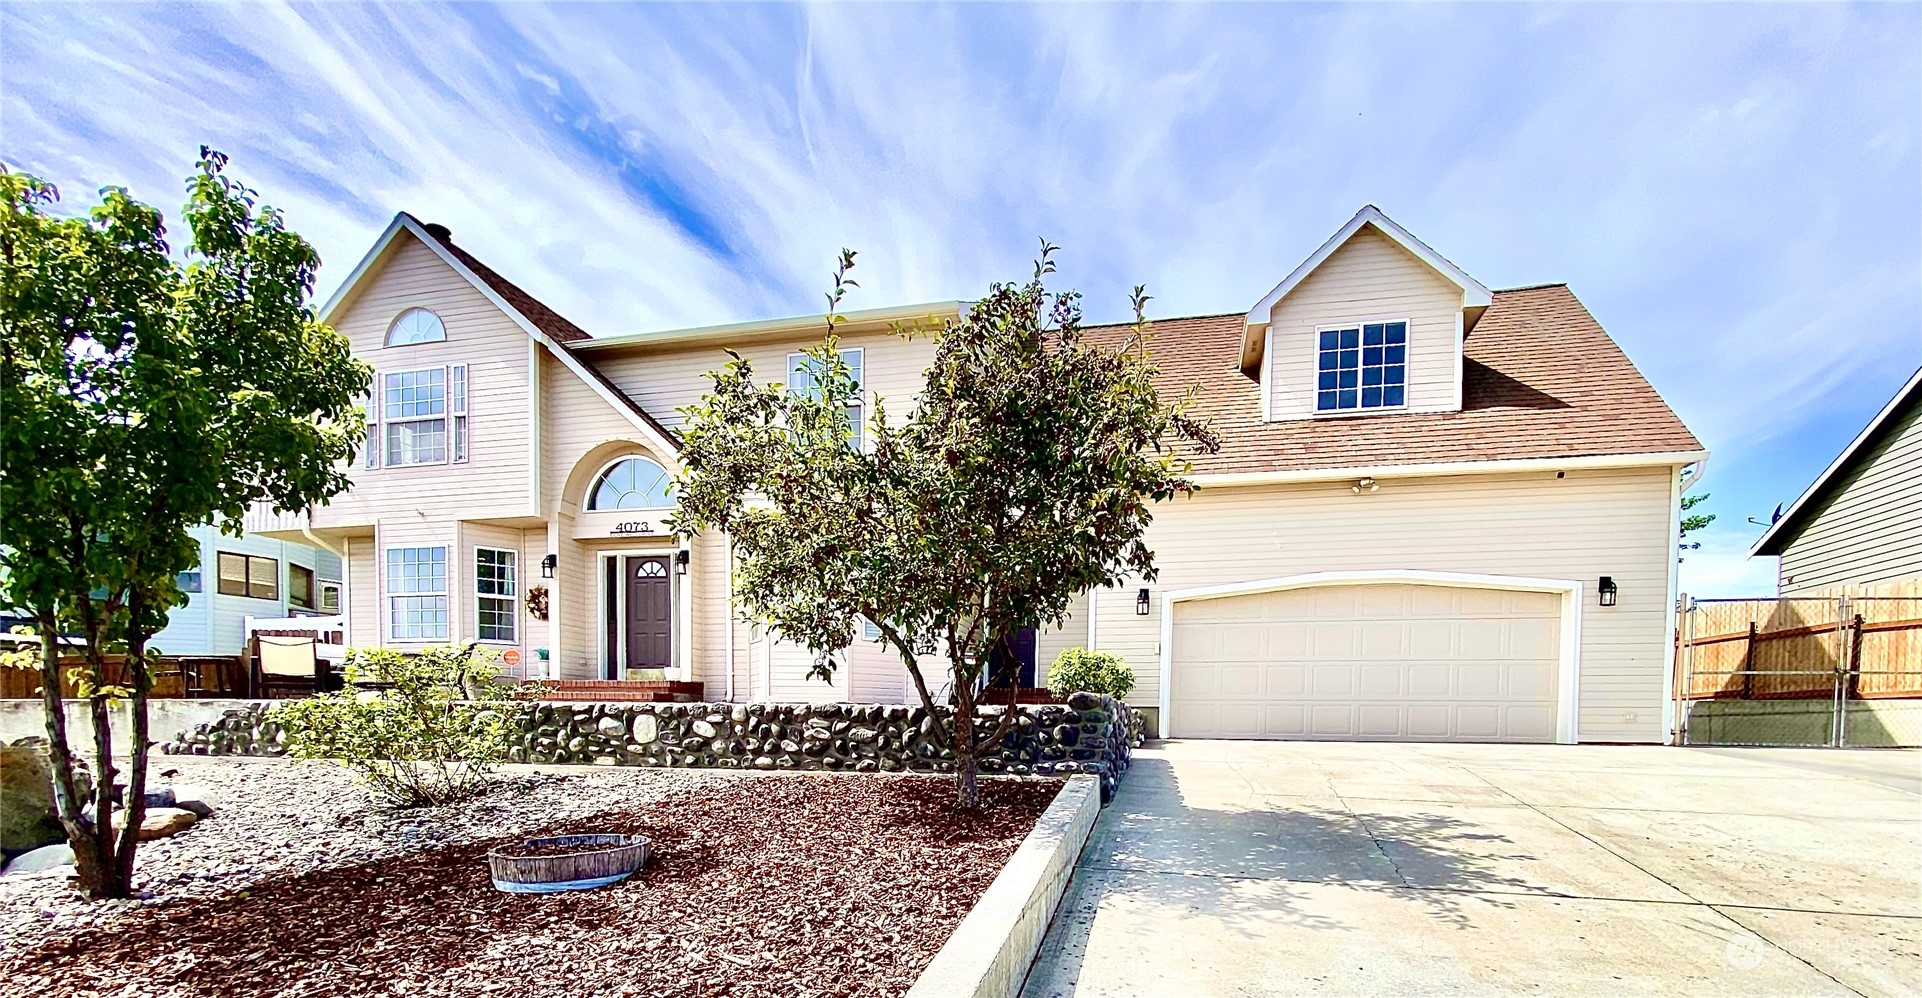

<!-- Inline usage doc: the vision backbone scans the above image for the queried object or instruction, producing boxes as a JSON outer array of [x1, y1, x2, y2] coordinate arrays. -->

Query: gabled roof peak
[[1239, 206, 1493, 374]]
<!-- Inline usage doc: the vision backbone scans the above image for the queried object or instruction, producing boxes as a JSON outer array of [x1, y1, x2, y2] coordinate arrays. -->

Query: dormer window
[[1317, 321, 1407, 412], [386, 307, 447, 346]]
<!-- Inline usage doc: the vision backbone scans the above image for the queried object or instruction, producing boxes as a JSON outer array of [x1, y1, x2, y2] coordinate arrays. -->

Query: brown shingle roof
[[405, 214, 593, 344], [1084, 284, 1701, 477], [406, 215, 680, 449]]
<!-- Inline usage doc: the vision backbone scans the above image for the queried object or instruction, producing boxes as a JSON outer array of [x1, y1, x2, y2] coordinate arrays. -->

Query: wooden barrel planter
[[487, 834, 650, 894]]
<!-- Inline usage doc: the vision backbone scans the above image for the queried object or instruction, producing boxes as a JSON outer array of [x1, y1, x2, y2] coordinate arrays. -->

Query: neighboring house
[[1750, 368, 1922, 593], [254, 205, 1702, 744], [149, 524, 342, 657]]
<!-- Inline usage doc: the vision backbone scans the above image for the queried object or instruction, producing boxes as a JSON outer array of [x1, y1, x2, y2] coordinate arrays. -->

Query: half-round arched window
[[588, 457, 674, 510], [386, 308, 447, 346]]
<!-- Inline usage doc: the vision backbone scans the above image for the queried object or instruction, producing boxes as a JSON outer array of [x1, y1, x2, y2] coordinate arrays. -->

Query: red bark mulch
[[4, 774, 1058, 998]]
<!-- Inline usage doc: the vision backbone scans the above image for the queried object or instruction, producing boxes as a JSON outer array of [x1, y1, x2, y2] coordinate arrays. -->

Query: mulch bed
[[3, 774, 1058, 998]]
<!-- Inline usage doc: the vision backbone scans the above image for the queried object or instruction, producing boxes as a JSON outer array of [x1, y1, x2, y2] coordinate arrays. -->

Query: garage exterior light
[[1136, 588, 1151, 615], [1598, 576, 1618, 607]]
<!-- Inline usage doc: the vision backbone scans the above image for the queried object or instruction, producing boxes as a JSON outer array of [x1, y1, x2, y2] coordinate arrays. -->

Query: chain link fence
[[1674, 582, 1922, 747]]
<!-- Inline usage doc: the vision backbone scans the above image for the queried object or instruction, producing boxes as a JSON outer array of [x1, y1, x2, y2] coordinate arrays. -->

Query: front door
[[624, 556, 673, 674], [987, 626, 1038, 688]]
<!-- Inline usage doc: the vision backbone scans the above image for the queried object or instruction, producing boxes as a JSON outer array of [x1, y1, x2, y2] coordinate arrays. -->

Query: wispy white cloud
[[3, 2, 1917, 580]]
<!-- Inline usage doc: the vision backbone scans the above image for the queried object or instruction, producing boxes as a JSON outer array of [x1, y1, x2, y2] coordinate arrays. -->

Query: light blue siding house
[[150, 525, 342, 657]]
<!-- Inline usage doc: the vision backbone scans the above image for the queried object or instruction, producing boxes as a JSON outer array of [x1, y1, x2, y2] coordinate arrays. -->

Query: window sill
[[1309, 404, 1409, 420]]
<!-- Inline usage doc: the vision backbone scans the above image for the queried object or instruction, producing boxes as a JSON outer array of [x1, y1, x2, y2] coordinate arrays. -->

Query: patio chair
[[156, 656, 235, 698], [251, 635, 324, 698]]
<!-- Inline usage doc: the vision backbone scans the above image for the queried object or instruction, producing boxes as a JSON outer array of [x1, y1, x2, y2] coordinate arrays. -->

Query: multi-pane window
[[288, 565, 316, 610], [367, 365, 468, 468], [386, 546, 448, 641], [216, 553, 279, 600], [787, 348, 865, 448], [475, 548, 517, 643], [385, 308, 447, 346], [1316, 321, 1407, 412], [588, 457, 675, 510]]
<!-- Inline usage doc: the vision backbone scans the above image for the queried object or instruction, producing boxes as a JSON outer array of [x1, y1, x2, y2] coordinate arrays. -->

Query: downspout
[[723, 534, 735, 702]]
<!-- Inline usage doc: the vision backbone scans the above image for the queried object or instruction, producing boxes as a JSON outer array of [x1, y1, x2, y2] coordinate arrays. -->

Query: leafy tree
[[1680, 492, 1715, 558], [274, 645, 523, 807], [670, 245, 1215, 807], [0, 150, 368, 897]]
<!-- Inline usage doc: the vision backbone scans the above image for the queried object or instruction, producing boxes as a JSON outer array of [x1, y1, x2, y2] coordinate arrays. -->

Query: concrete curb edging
[[907, 774, 1102, 998]]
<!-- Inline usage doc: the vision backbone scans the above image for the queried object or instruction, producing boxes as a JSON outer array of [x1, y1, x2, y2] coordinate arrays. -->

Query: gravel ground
[[0, 759, 1056, 998], [0, 758, 731, 953]]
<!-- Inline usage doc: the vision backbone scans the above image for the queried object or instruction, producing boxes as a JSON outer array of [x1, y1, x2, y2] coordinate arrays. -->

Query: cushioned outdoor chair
[[251, 635, 324, 698]]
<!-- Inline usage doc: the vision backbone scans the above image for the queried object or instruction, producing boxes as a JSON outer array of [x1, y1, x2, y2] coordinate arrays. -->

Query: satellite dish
[[1770, 503, 1783, 524]]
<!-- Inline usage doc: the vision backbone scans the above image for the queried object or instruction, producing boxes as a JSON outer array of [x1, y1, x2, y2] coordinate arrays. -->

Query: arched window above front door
[[588, 456, 674, 510]]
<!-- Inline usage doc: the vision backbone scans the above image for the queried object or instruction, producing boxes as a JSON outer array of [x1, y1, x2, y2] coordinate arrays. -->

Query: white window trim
[[786, 346, 867, 450], [384, 307, 448, 347], [585, 454, 677, 512], [473, 546, 518, 645], [317, 579, 344, 614], [384, 544, 450, 642], [1311, 318, 1410, 418], [370, 363, 470, 468]]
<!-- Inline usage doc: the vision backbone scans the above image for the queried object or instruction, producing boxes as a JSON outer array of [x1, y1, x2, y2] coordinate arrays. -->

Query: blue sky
[[6, 3, 1919, 595]]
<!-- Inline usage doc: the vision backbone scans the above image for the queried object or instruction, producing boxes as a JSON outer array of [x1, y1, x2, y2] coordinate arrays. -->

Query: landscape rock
[[158, 695, 1142, 798], [137, 808, 199, 841], [168, 785, 216, 818], [1, 741, 65, 856], [2, 842, 73, 877]]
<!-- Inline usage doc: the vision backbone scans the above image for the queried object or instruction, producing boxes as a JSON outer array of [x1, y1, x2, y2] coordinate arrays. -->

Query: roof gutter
[[1189, 449, 1709, 488], [572, 301, 966, 351]]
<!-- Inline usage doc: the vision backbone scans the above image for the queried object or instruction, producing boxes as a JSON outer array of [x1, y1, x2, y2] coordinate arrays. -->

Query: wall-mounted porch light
[[1598, 576, 1618, 607], [540, 553, 557, 579], [675, 549, 690, 576], [1136, 588, 1151, 615], [1351, 477, 1379, 495]]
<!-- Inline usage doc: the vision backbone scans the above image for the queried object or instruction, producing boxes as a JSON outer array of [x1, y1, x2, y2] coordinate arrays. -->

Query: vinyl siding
[[151, 526, 334, 657], [313, 233, 533, 528], [586, 326, 941, 437], [1266, 225, 1465, 421], [1033, 592, 1091, 684], [1090, 465, 1680, 742], [1779, 396, 1922, 592], [540, 349, 656, 512]]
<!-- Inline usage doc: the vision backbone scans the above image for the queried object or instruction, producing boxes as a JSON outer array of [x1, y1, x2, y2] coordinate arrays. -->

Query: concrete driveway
[[1021, 741, 1922, 997]]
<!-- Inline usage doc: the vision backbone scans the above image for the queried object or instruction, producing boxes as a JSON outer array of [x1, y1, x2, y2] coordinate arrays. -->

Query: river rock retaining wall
[[162, 693, 1142, 801]]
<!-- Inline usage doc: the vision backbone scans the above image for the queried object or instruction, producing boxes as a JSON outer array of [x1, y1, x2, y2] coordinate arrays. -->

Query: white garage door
[[1169, 583, 1562, 742]]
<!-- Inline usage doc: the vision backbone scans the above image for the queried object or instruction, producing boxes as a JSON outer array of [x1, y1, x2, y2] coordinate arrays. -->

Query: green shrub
[[1046, 647, 1134, 701], [272, 644, 520, 807]]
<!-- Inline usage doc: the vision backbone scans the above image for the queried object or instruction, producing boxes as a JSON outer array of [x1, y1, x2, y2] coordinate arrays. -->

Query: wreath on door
[[524, 586, 550, 620]]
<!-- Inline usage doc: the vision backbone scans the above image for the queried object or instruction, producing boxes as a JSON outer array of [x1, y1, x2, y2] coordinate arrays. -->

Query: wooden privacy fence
[[0, 654, 248, 700], [1675, 578, 1922, 701]]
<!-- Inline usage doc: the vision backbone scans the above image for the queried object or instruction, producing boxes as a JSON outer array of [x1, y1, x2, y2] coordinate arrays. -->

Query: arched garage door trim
[[1156, 570, 1584, 743]]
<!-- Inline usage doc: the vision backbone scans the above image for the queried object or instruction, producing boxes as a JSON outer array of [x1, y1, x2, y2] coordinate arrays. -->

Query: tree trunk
[[36, 609, 101, 889], [112, 613, 154, 895], [951, 668, 981, 809]]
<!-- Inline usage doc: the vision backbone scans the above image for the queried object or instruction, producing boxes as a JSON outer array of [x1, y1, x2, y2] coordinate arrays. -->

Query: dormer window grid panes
[[1316, 321, 1407, 412]]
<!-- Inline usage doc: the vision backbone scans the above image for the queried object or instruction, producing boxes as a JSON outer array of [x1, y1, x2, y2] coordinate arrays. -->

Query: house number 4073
[[611, 521, 654, 535]]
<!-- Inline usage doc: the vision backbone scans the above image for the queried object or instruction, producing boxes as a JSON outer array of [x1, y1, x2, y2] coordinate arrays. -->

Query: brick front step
[[536, 680, 705, 703]]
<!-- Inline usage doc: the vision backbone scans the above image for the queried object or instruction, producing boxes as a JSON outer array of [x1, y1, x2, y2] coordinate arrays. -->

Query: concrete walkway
[[1021, 741, 1922, 997]]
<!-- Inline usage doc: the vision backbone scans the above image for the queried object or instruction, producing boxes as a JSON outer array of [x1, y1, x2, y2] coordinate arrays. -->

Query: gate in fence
[[1673, 581, 1922, 747]]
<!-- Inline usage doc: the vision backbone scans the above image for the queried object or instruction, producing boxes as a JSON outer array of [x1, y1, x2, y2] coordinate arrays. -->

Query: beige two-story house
[[258, 205, 1703, 743]]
